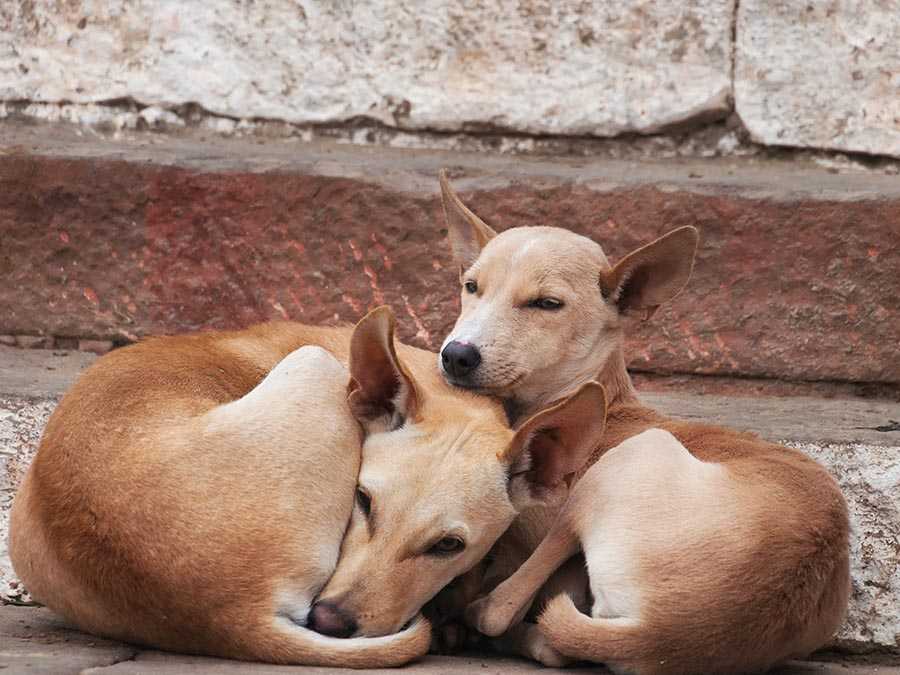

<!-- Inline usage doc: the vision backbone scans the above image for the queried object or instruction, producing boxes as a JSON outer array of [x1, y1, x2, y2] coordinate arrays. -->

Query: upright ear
[[439, 169, 497, 271], [600, 226, 699, 319], [501, 382, 607, 508], [348, 306, 420, 432]]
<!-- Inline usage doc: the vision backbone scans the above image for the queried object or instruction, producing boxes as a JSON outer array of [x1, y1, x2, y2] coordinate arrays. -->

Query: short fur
[[10, 306, 609, 665], [10, 315, 433, 667], [439, 171, 851, 674]]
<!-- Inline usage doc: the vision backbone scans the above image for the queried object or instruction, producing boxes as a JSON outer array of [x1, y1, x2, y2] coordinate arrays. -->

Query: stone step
[[3, 606, 898, 675], [0, 345, 897, 653], [1, 120, 899, 388]]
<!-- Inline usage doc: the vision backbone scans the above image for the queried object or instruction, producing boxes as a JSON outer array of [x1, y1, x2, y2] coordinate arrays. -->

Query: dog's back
[[437, 173, 851, 670], [542, 427, 849, 674], [9, 324, 432, 666]]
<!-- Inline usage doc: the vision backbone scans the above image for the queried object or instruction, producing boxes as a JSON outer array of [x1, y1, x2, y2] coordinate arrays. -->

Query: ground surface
[[2, 606, 900, 675]]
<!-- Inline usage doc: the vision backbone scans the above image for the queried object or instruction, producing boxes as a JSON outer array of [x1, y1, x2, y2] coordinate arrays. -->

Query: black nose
[[308, 601, 357, 638], [441, 341, 482, 378]]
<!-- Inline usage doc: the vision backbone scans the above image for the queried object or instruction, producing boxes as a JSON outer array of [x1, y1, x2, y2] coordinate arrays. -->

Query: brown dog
[[10, 306, 608, 666], [439, 172, 851, 673]]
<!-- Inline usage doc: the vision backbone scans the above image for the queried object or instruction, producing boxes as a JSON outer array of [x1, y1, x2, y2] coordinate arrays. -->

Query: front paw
[[465, 594, 516, 637], [524, 625, 572, 668]]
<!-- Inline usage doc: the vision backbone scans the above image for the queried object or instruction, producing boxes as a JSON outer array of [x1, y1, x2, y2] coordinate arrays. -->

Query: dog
[[438, 172, 851, 673], [10, 306, 608, 666]]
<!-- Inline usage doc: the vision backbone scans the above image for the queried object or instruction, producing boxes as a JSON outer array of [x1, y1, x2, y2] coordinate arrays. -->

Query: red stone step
[[1, 121, 898, 385]]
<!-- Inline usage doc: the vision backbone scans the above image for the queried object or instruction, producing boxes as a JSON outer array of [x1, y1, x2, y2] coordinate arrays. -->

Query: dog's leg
[[465, 517, 578, 637], [428, 563, 488, 653], [477, 555, 589, 665]]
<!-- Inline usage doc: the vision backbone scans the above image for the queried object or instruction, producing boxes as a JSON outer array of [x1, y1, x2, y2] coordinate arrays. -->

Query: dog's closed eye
[[426, 536, 466, 557], [527, 297, 564, 310]]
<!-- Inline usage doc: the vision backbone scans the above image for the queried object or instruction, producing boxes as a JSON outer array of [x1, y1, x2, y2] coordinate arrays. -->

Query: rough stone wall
[[735, 0, 900, 157], [2, 0, 898, 157]]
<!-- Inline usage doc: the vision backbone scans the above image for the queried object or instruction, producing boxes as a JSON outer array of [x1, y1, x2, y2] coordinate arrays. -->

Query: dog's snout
[[308, 601, 358, 638], [441, 341, 481, 378]]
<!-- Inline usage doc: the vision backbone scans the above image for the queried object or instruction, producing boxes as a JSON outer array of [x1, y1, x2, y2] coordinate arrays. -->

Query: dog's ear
[[348, 306, 420, 433], [600, 226, 699, 319], [439, 169, 497, 270], [501, 382, 607, 509]]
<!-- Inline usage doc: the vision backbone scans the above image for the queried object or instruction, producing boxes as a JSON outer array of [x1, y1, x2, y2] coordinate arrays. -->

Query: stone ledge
[[0, 346, 897, 650], [2, 122, 898, 386]]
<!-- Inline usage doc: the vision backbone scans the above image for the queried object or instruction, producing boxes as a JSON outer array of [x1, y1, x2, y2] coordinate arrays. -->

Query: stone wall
[[2, 0, 898, 157]]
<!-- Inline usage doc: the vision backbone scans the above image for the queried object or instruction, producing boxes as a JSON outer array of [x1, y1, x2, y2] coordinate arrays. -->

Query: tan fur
[[10, 315, 436, 667], [440, 172, 851, 674], [9, 306, 608, 665]]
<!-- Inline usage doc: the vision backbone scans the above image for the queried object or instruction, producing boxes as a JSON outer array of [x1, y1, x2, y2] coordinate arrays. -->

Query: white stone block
[[735, 0, 900, 157], [1, 0, 733, 136]]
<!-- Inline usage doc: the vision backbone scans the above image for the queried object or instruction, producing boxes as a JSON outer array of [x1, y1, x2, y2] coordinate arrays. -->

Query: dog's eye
[[528, 297, 564, 310], [428, 536, 465, 556], [464, 280, 478, 294], [356, 488, 372, 517]]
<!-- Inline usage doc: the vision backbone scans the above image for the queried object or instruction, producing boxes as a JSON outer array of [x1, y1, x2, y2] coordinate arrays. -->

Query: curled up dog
[[439, 171, 851, 674]]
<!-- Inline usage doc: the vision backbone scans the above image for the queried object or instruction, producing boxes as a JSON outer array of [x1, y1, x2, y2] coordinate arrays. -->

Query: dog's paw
[[523, 626, 572, 668], [465, 595, 514, 637]]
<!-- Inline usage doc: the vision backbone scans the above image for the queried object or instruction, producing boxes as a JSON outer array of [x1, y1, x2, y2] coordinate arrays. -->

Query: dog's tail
[[257, 613, 431, 668], [539, 594, 642, 667]]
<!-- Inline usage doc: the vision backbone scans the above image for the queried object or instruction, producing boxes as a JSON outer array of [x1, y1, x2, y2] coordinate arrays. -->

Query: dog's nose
[[441, 341, 481, 378], [308, 601, 358, 638]]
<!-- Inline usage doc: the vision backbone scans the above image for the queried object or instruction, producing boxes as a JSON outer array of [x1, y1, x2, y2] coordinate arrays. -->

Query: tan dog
[[10, 309, 430, 667], [10, 306, 607, 665], [310, 328, 608, 639], [438, 172, 851, 674]]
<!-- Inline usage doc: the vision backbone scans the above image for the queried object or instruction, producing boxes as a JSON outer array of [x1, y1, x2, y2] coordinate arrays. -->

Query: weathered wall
[[735, 0, 900, 157], [1, 1, 733, 135], [2, 0, 899, 157]]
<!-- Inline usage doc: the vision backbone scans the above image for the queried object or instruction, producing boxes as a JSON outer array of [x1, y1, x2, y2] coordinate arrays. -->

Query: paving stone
[[1, 607, 898, 674], [81, 650, 578, 674], [14, 336, 50, 350], [77, 339, 114, 355], [0, 606, 137, 674]]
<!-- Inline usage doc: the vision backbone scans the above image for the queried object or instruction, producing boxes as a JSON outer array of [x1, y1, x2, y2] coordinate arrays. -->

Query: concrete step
[[1, 120, 899, 389], [0, 345, 897, 653], [1, 606, 899, 675]]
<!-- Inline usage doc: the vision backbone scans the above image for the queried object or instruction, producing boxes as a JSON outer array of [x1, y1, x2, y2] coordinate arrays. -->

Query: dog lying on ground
[[10, 309, 430, 666], [438, 172, 851, 674], [10, 306, 608, 666]]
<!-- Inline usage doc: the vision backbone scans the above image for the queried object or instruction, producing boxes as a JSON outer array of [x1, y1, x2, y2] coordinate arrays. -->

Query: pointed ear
[[501, 382, 607, 508], [347, 306, 420, 432], [439, 169, 497, 271], [600, 226, 699, 318]]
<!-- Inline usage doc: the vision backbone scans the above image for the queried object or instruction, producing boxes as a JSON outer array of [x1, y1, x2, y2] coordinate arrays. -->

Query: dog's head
[[309, 307, 606, 638], [438, 171, 699, 410]]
